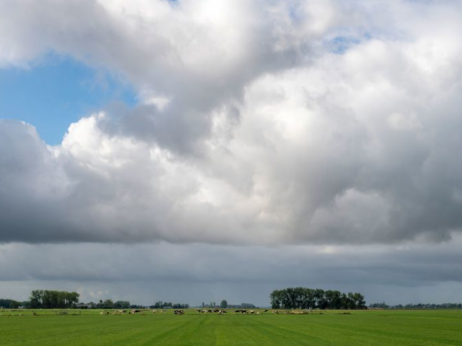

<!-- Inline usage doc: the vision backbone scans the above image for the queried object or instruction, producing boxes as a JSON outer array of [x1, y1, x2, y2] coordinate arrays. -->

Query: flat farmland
[[1, 309, 461, 345]]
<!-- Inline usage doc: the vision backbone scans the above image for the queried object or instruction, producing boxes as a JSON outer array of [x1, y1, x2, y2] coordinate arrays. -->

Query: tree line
[[83, 299, 132, 309], [270, 287, 366, 310], [370, 302, 462, 309], [0, 299, 23, 309], [151, 301, 190, 309], [29, 290, 80, 309], [21, 291, 191, 310]]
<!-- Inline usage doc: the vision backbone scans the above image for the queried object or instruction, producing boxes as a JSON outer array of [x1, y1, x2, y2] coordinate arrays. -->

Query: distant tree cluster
[[151, 301, 189, 309], [239, 303, 256, 309], [399, 303, 462, 309], [200, 301, 254, 309], [114, 301, 131, 309], [224, 303, 257, 309], [369, 302, 389, 309], [370, 302, 462, 309], [270, 288, 366, 310], [29, 290, 79, 309], [0, 299, 22, 309], [80, 300, 133, 309]]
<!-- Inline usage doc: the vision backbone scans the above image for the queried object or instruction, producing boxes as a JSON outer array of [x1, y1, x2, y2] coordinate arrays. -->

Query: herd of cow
[[2, 308, 317, 317], [100, 309, 162, 315]]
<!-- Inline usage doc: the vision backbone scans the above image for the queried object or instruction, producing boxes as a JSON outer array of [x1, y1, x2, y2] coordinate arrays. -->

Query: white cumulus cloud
[[1, 0, 462, 246]]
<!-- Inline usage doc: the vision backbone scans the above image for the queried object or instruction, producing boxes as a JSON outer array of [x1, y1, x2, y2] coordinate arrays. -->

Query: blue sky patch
[[328, 35, 364, 55], [0, 54, 137, 145]]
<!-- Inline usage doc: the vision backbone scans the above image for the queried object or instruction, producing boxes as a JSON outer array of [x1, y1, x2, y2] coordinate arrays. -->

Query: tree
[[114, 301, 131, 309], [29, 290, 43, 308], [0, 299, 21, 309], [103, 299, 114, 309], [269, 287, 366, 310], [270, 290, 281, 309], [240, 303, 256, 309], [220, 300, 228, 308], [28, 290, 79, 309], [351, 293, 366, 309]]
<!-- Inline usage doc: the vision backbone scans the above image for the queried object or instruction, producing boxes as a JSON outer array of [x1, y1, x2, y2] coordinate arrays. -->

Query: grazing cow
[[174, 310, 184, 315], [100, 311, 109, 315]]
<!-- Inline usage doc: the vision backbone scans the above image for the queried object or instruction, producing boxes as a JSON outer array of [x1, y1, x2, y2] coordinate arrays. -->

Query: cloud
[[1, 0, 462, 246], [1, 238, 462, 305], [0, 0, 355, 152]]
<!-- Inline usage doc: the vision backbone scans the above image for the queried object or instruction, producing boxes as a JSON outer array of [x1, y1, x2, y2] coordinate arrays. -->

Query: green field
[[1, 309, 461, 345]]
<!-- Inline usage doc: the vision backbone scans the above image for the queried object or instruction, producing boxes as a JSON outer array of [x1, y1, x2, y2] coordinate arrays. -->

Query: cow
[[174, 310, 184, 315]]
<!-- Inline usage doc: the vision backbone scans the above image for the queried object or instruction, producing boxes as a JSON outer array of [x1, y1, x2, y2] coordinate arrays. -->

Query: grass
[[0, 309, 461, 345]]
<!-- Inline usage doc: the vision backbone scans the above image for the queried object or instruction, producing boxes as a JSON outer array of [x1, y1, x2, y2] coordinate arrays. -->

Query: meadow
[[1, 309, 461, 345]]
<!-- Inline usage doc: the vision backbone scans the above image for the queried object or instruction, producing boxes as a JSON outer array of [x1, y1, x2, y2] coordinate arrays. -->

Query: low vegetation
[[0, 309, 461, 345]]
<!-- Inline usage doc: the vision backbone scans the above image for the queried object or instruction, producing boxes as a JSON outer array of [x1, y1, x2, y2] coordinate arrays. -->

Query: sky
[[1, 0, 462, 307]]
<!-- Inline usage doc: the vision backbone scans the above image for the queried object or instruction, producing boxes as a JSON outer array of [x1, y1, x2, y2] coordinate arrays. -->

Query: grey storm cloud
[[1, 239, 462, 305], [1, 0, 462, 246], [2, 241, 462, 285]]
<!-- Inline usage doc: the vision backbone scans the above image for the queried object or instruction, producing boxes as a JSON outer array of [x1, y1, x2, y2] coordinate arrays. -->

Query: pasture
[[1, 309, 461, 345]]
